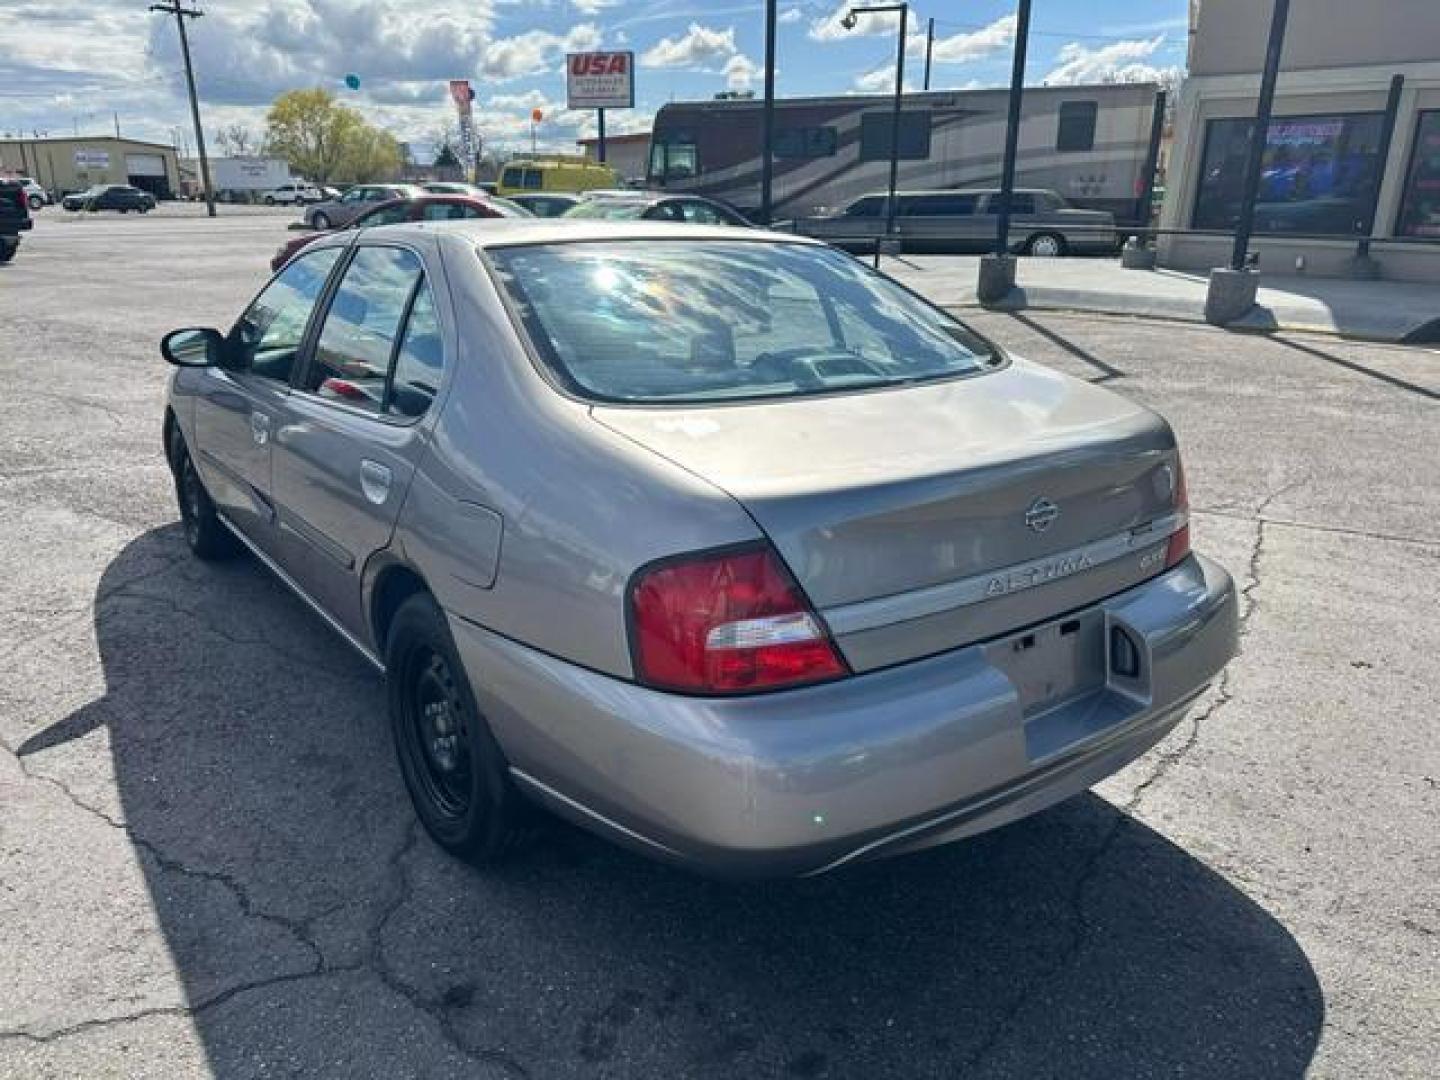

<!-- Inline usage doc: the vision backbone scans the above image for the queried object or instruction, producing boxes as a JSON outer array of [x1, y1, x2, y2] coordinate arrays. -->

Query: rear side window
[[845, 196, 884, 218], [309, 247, 425, 415], [903, 193, 978, 216], [859, 112, 931, 161], [388, 282, 444, 418], [232, 247, 343, 383], [1057, 101, 1098, 152]]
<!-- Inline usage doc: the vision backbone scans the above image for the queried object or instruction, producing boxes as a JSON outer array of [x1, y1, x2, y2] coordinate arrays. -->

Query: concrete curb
[[956, 286, 1434, 344]]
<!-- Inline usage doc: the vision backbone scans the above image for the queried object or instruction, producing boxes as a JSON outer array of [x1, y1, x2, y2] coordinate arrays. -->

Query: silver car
[[796, 188, 1118, 256], [159, 221, 1235, 877], [304, 183, 423, 229]]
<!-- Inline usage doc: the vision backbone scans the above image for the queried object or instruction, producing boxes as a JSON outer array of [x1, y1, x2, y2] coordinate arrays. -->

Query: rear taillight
[[629, 545, 848, 694], [1165, 460, 1191, 568]]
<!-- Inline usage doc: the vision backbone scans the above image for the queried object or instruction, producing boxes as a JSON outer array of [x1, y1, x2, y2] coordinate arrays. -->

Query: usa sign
[[566, 51, 634, 110]]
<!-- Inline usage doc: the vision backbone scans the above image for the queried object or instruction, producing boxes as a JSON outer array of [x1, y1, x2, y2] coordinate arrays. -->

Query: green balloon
[[344, 74, 361, 90]]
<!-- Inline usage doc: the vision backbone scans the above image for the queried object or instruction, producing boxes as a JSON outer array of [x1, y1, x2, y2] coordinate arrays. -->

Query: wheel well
[[371, 565, 430, 652], [162, 408, 181, 475]]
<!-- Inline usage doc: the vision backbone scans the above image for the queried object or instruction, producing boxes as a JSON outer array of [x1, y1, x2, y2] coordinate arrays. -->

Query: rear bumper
[[449, 553, 1236, 876]]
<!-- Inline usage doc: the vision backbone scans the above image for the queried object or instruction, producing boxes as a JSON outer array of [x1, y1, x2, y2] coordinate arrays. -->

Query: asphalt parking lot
[[1, 204, 1437, 1079]]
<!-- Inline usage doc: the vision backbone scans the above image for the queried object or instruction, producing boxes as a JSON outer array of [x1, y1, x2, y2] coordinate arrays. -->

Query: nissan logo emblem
[[1025, 497, 1060, 533]]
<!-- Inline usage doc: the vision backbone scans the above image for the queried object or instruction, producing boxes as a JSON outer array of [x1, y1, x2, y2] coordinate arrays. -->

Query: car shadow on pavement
[[21, 525, 1324, 1079]]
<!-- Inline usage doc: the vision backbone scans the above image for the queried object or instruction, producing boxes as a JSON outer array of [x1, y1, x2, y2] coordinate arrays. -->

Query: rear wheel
[[172, 438, 239, 560], [0, 240, 16, 264], [311, 211, 331, 230], [386, 593, 528, 864], [1024, 232, 1066, 257]]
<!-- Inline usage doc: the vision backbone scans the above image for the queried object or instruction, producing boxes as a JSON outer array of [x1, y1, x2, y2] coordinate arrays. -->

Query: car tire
[[311, 211, 330, 230], [386, 593, 529, 864], [0, 240, 16, 264], [172, 438, 240, 561], [1024, 232, 1066, 257]]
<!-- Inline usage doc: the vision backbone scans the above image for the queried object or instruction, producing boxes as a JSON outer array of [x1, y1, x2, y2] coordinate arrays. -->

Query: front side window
[[523, 169, 543, 190], [358, 203, 412, 226], [488, 240, 992, 405], [340, 188, 366, 203], [502, 168, 523, 188], [232, 247, 343, 383], [902, 193, 978, 216], [859, 113, 931, 162], [1396, 110, 1440, 239], [845, 196, 884, 218], [1057, 101, 1098, 152], [309, 247, 424, 414], [649, 140, 698, 181], [1192, 113, 1385, 235]]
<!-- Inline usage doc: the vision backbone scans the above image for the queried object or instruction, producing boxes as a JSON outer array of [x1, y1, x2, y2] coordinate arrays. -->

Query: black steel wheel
[[172, 438, 239, 560], [386, 593, 528, 863]]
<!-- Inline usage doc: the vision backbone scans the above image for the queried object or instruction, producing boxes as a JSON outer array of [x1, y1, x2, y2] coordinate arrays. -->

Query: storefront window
[[1192, 113, 1384, 235], [1396, 110, 1440, 240]]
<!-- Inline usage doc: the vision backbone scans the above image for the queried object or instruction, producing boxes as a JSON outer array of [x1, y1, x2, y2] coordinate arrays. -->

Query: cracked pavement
[[1, 207, 1437, 1078]]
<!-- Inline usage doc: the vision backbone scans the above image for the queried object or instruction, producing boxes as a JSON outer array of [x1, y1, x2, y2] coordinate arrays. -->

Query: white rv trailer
[[646, 83, 1163, 223]]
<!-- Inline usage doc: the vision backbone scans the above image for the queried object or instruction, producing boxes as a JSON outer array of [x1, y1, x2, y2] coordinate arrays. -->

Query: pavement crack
[[365, 822, 531, 1078]]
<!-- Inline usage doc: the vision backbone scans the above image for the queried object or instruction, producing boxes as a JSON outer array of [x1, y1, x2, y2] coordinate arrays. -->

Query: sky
[[0, 0, 1189, 161]]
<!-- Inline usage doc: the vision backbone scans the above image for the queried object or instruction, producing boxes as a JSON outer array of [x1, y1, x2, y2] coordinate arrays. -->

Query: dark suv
[[0, 180, 33, 263]]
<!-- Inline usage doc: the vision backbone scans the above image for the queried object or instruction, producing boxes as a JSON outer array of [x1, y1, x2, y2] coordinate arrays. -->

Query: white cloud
[[779, 6, 803, 24], [640, 23, 737, 69], [924, 15, 1016, 63], [481, 24, 602, 81], [1041, 35, 1178, 85], [853, 65, 918, 94], [723, 53, 760, 91], [571, 0, 620, 14]]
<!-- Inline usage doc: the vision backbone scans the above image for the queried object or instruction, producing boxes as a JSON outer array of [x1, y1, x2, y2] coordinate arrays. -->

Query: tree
[[263, 88, 401, 184], [214, 123, 255, 157], [434, 142, 461, 169]]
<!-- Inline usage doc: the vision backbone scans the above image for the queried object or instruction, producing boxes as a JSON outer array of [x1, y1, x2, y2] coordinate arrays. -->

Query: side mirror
[[161, 327, 225, 368]]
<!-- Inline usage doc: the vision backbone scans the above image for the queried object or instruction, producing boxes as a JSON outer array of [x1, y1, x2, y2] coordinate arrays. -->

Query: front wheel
[[311, 211, 331, 230], [0, 241, 16, 264], [386, 593, 528, 864], [1024, 232, 1066, 257], [173, 440, 239, 560]]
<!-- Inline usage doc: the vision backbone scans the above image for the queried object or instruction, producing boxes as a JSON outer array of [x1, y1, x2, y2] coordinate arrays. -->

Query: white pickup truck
[[263, 181, 323, 205]]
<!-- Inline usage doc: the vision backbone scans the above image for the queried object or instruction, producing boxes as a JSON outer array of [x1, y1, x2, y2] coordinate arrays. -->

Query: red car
[[269, 194, 530, 272]]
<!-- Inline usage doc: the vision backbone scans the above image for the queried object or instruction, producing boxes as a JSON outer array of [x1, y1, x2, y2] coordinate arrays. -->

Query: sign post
[[567, 51, 634, 169]]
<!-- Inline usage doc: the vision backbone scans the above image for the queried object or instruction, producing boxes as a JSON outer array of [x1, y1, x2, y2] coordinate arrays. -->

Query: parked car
[[7, 176, 49, 209], [561, 193, 752, 226], [61, 184, 155, 213], [0, 179, 33, 262], [496, 156, 617, 196], [507, 193, 581, 218], [304, 183, 425, 229], [271, 194, 527, 272], [795, 189, 1117, 255], [265, 181, 323, 205], [159, 221, 1236, 877]]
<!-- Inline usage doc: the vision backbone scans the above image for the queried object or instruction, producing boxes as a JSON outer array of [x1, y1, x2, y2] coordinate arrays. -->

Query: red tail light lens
[[629, 545, 848, 694], [1165, 460, 1191, 568]]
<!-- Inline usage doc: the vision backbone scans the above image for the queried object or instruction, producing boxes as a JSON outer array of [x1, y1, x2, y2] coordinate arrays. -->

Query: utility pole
[[150, 1, 215, 217], [759, 0, 778, 224], [994, 0, 1032, 256], [923, 18, 935, 91]]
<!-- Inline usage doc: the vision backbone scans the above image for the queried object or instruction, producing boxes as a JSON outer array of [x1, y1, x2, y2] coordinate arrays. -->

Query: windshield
[[561, 200, 647, 220], [488, 240, 993, 404]]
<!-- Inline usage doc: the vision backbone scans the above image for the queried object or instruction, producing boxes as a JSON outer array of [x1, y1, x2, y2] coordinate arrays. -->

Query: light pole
[[759, 0, 778, 224], [842, 4, 908, 262]]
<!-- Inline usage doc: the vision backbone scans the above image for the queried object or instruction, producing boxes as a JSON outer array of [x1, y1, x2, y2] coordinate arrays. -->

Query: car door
[[899, 193, 982, 251], [333, 187, 373, 226], [190, 246, 345, 552], [268, 240, 447, 637]]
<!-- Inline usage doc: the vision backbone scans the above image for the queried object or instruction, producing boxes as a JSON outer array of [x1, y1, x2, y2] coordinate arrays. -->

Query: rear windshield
[[488, 240, 993, 404]]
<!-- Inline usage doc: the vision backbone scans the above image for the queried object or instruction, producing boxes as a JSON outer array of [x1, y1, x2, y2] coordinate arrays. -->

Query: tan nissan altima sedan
[[159, 220, 1236, 877]]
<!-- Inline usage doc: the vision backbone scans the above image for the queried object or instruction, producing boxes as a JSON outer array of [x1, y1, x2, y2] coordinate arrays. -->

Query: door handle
[[360, 460, 392, 506], [250, 411, 271, 446]]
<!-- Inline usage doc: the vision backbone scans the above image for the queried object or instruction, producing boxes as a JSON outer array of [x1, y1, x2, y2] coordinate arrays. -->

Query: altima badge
[[1025, 497, 1060, 532]]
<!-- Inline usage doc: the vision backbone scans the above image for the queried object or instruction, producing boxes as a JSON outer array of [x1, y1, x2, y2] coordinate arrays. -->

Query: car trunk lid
[[592, 359, 1184, 672]]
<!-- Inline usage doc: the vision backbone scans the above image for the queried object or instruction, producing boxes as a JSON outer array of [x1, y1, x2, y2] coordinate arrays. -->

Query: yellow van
[[496, 156, 619, 196]]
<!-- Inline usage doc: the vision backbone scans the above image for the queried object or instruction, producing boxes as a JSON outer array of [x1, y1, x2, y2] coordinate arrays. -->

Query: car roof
[[350, 218, 819, 250], [853, 188, 1056, 198]]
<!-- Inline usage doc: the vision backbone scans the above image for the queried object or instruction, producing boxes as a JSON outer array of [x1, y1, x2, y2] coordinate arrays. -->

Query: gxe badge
[[1024, 497, 1060, 533]]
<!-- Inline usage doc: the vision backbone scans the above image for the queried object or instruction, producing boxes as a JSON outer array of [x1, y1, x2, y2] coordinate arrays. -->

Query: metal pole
[[1230, 0, 1289, 270], [1137, 89, 1167, 229], [1357, 74, 1404, 260], [760, 0, 778, 224], [882, 4, 907, 249], [923, 17, 934, 92], [597, 108, 607, 163], [114, 112, 121, 138], [994, 0, 1032, 255]]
